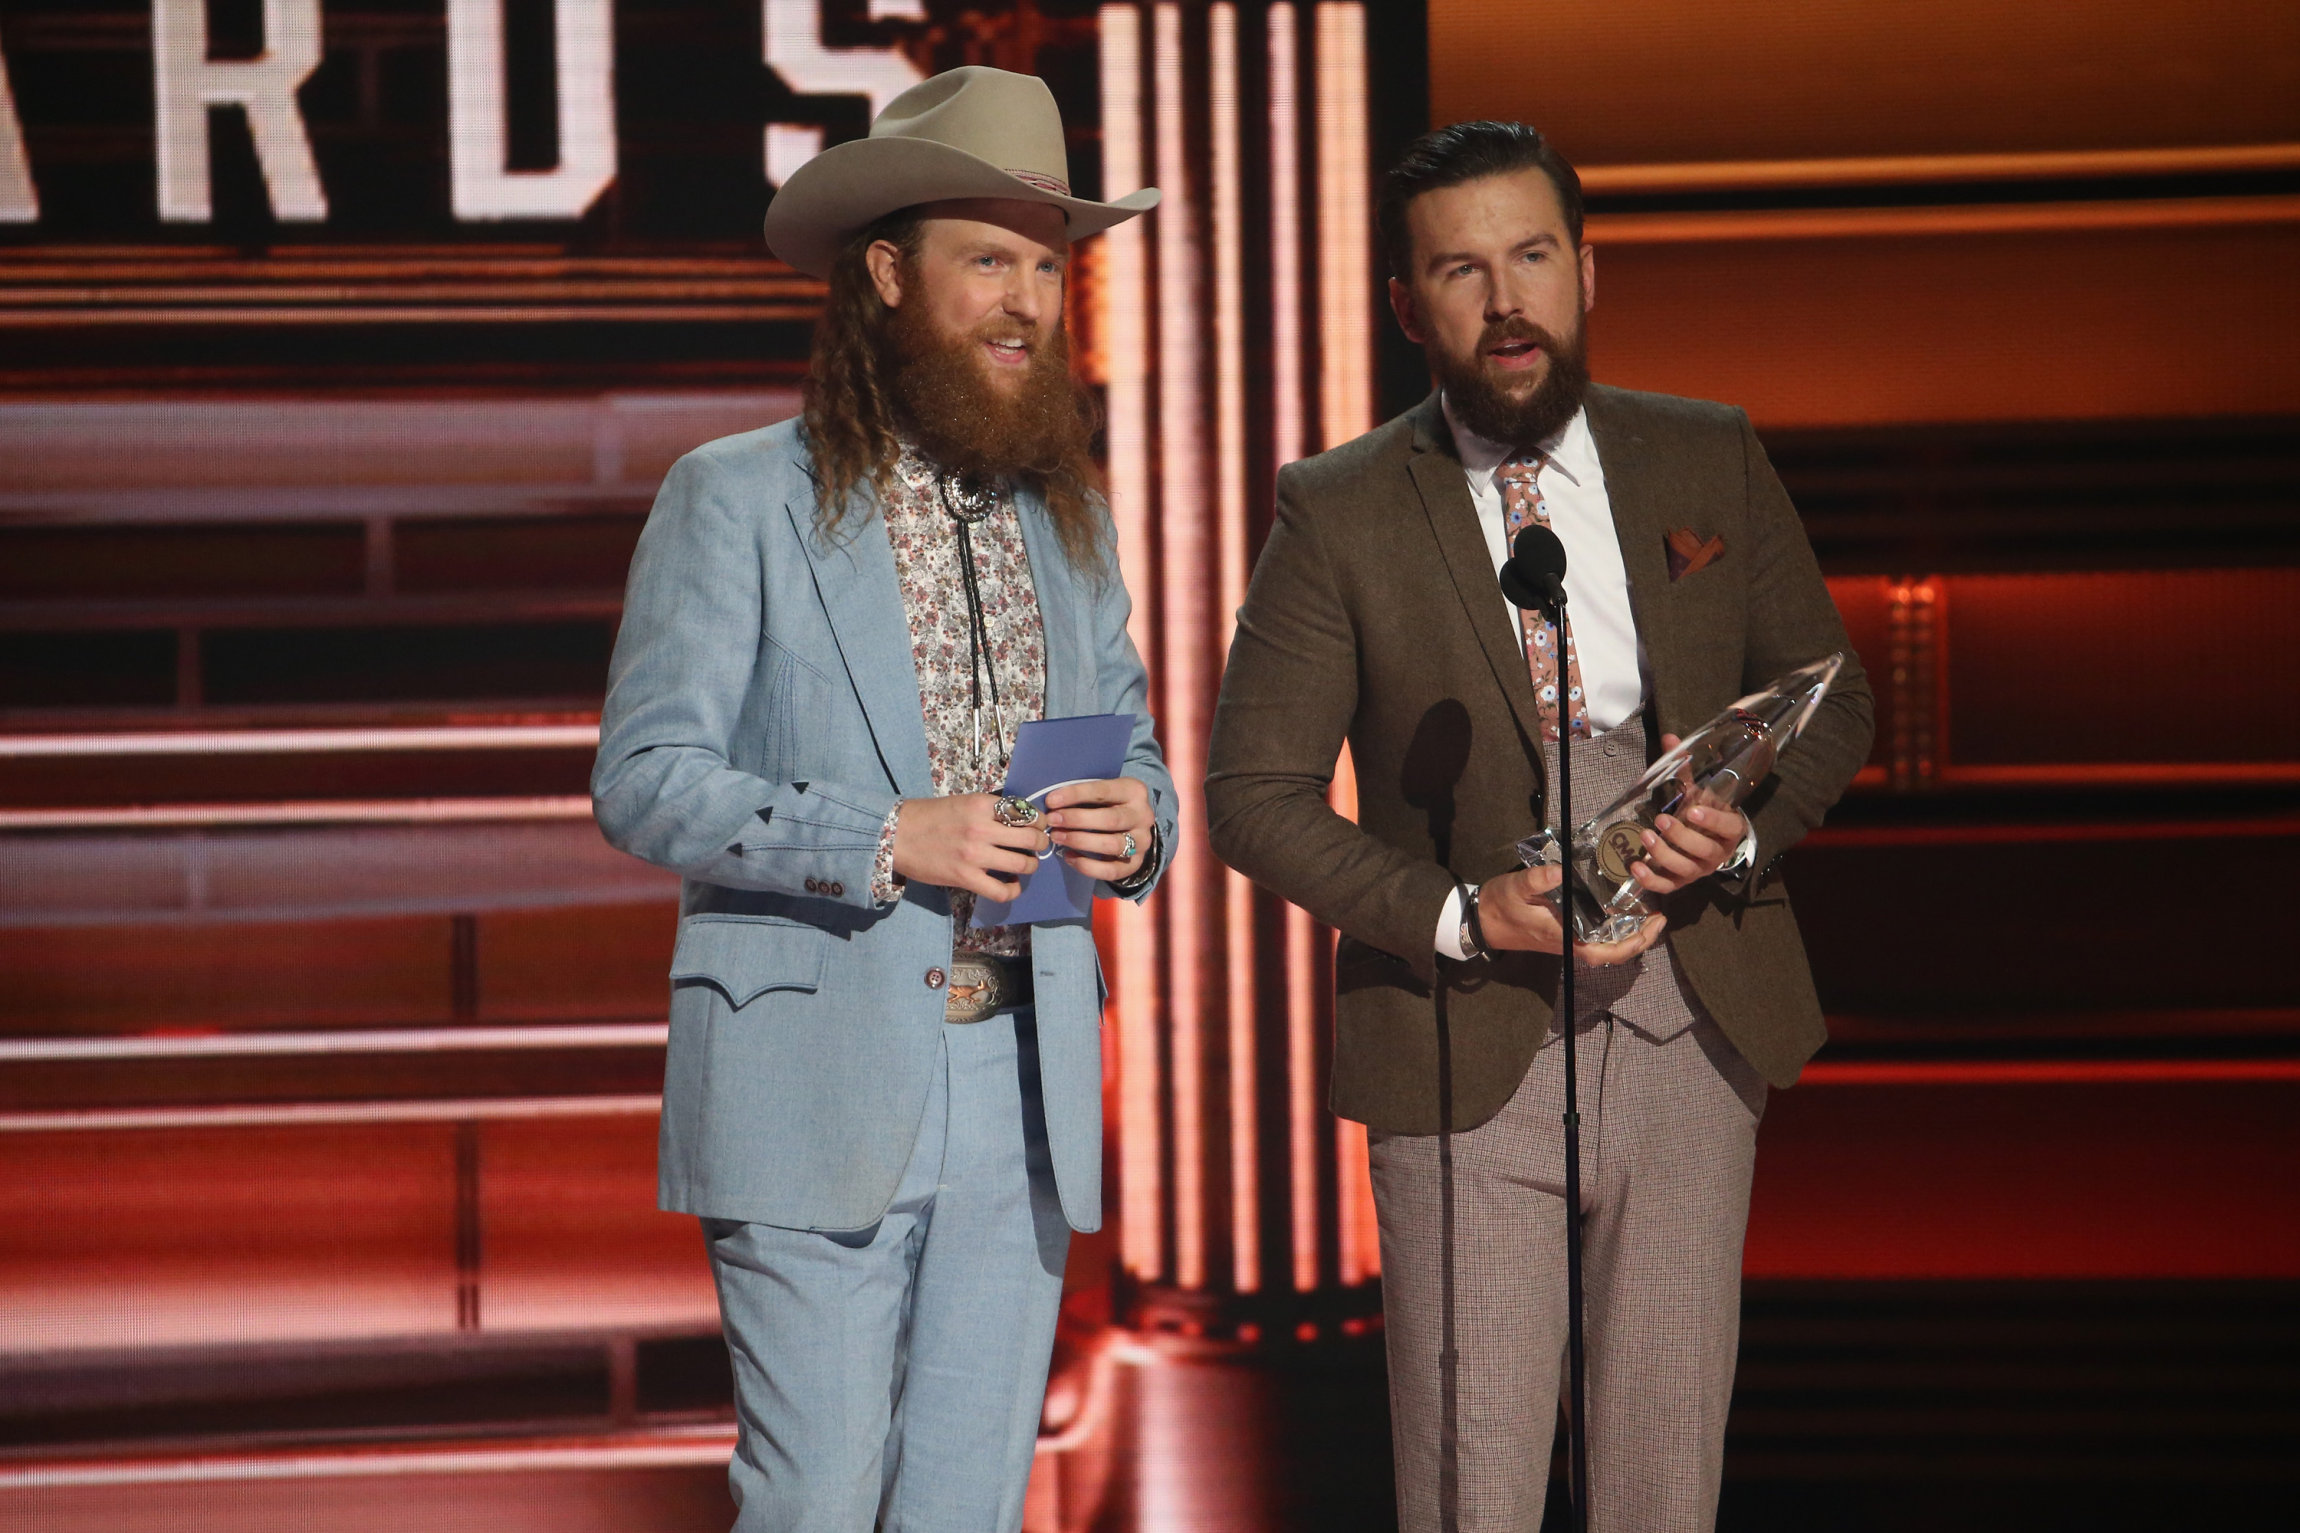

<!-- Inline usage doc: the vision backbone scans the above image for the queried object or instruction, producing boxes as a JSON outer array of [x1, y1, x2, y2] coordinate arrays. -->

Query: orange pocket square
[[1666, 528, 1726, 580]]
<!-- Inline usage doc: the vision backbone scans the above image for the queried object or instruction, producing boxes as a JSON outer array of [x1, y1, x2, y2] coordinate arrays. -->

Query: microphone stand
[[1539, 576, 1592, 1533]]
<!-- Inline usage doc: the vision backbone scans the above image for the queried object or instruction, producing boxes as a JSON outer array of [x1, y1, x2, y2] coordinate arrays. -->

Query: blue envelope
[[969, 712, 1135, 928]]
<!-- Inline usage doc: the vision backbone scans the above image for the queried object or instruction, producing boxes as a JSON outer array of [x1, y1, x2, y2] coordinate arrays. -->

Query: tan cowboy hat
[[763, 66, 1160, 279]]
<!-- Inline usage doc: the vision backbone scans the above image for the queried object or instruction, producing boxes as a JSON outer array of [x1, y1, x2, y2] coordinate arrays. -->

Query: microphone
[[1498, 523, 1568, 613]]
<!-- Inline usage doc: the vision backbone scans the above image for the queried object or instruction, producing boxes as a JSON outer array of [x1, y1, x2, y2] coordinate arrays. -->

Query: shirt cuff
[[1719, 820, 1759, 879], [1435, 883, 1472, 960], [867, 803, 904, 906]]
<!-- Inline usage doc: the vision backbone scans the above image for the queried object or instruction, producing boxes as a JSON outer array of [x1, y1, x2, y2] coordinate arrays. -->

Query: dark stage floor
[[6, 1280, 2293, 1531], [1110, 1281, 2300, 1533]]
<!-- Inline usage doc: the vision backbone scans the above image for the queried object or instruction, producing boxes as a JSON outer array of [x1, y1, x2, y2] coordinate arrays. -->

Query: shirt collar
[[1440, 394, 1598, 491], [890, 441, 1014, 515], [893, 439, 941, 489]]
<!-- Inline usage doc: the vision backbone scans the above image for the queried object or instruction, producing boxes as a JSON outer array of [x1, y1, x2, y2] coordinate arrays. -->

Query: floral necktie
[[1497, 452, 1591, 742]]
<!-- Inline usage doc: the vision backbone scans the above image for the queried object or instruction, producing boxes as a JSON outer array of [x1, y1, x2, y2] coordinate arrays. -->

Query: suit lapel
[[1582, 386, 1682, 726], [1014, 486, 1089, 720], [1403, 395, 1548, 757], [783, 490, 935, 798]]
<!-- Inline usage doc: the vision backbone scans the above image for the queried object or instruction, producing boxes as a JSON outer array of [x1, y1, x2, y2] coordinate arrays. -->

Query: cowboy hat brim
[[764, 135, 1161, 279]]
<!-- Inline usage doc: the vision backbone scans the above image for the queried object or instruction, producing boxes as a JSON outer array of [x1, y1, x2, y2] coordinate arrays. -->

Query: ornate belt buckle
[[944, 957, 1008, 1024]]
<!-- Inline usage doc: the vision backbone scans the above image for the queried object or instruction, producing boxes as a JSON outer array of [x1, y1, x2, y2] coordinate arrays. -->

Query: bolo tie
[[937, 471, 1010, 782]]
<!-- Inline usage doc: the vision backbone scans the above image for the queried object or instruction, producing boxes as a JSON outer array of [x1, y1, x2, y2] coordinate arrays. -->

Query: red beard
[[882, 301, 1096, 485]]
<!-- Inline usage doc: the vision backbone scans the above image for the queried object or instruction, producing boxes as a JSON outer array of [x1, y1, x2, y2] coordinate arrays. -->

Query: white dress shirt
[[1432, 398, 1754, 959], [1448, 399, 1647, 729]]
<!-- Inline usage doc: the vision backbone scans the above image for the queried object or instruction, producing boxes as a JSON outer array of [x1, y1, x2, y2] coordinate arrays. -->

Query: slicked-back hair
[[1378, 121, 1584, 283]]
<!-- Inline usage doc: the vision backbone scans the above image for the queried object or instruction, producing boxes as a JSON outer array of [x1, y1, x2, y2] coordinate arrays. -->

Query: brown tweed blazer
[[1205, 385, 1874, 1135]]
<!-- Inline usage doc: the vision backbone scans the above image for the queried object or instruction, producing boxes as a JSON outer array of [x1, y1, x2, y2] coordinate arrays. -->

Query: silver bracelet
[[1455, 880, 1488, 961]]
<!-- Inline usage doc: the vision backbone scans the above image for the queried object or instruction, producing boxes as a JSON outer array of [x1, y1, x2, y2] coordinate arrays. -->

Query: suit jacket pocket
[[761, 634, 839, 779], [1657, 556, 1735, 605], [671, 913, 828, 1008], [1334, 934, 1431, 1001]]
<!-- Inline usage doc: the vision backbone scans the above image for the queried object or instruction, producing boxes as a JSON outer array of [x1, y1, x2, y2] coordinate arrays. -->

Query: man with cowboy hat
[[593, 66, 1171, 1531]]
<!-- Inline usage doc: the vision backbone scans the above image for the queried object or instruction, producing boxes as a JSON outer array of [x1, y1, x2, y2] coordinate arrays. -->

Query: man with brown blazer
[[1206, 123, 1873, 1530]]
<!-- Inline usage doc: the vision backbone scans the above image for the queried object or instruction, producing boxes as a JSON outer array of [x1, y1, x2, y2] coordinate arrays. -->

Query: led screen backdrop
[[0, 0, 1109, 384]]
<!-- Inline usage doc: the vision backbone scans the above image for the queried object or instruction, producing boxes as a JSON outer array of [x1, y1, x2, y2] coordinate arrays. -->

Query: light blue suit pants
[[702, 1008, 1070, 1532]]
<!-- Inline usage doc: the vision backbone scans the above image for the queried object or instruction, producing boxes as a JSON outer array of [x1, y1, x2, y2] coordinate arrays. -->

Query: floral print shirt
[[867, 445, 1047, 957]]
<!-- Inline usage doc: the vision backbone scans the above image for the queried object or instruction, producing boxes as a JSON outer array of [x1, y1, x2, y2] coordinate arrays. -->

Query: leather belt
[[945, 953, 1032, 1024]]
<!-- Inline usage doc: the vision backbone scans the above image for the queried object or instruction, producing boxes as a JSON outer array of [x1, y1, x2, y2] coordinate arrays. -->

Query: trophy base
[[1574, 909, 1656, 947], [1519, 829, 1661, 949]]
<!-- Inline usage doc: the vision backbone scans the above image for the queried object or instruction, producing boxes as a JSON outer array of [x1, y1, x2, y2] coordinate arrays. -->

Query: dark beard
[[1431, 314, 1590, 452], [882, 300, 1095, 486]]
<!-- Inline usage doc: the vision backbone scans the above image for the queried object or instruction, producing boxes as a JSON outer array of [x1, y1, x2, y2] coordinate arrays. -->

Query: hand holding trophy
[[1520, 653, 1844, 944]]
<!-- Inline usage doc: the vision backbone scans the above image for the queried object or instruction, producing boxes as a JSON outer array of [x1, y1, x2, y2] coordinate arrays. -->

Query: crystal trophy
[[1518, 653, 1844, 944]]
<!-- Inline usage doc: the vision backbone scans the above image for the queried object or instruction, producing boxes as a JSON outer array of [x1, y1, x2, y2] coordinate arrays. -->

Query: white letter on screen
[[448, 0, 618, 221], [152, 0, 328, 223], [0, 33, 37, 222], [761, 0, 923, 188]]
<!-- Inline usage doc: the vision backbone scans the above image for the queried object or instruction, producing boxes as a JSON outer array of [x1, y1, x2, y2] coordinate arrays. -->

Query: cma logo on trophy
[[0, 0, 928, 225]]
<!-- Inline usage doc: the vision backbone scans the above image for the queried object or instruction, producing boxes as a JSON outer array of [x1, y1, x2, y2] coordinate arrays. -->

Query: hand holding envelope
[[971, 714, 1150, 927], [1044, 776, 1154, 876]]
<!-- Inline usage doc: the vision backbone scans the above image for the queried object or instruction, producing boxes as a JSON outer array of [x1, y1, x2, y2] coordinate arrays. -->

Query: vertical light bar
[[1335, 1118, 1378, 1284], [1328, 740, 1369, 1307], [1329, 737, 1378, 1280], [1313, 2, 1372, 451], [1208, 3, 1259, 1296], [1268, 5, 1304, 477], [1098, 2, 1164, 1284], [1267, 0, 1322, 1296], [1329, 740, 1359, 824], [1283, 899, 1320, 1293], [1152, 0, 1209, 1294], [1317, 0, 1379, 1286]]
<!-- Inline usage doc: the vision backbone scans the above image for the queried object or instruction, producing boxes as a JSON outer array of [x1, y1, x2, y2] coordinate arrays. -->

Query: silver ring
[[1120, 831, 1138, 862], [992, 795, 1040, 829]]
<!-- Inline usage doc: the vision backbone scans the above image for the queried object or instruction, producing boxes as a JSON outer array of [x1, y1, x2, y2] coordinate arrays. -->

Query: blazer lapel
[[1581, 386, 1682, 726], [1013, 486, 1090, 720], [1403, 394, 1548, 758], [783, 492, 935, 798]]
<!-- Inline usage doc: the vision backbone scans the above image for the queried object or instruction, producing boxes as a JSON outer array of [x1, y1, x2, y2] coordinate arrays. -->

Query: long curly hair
[[800, 209, 1109, 574]]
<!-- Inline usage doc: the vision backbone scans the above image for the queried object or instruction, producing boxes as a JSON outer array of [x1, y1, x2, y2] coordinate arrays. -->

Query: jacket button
[[925, 967, 946, 990], [829, 881, 844, 897], [803, 876, 819, 893]]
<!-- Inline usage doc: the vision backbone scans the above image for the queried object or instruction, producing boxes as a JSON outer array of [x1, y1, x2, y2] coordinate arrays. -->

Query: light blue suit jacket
[[593, 419, 1174, 1234]]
